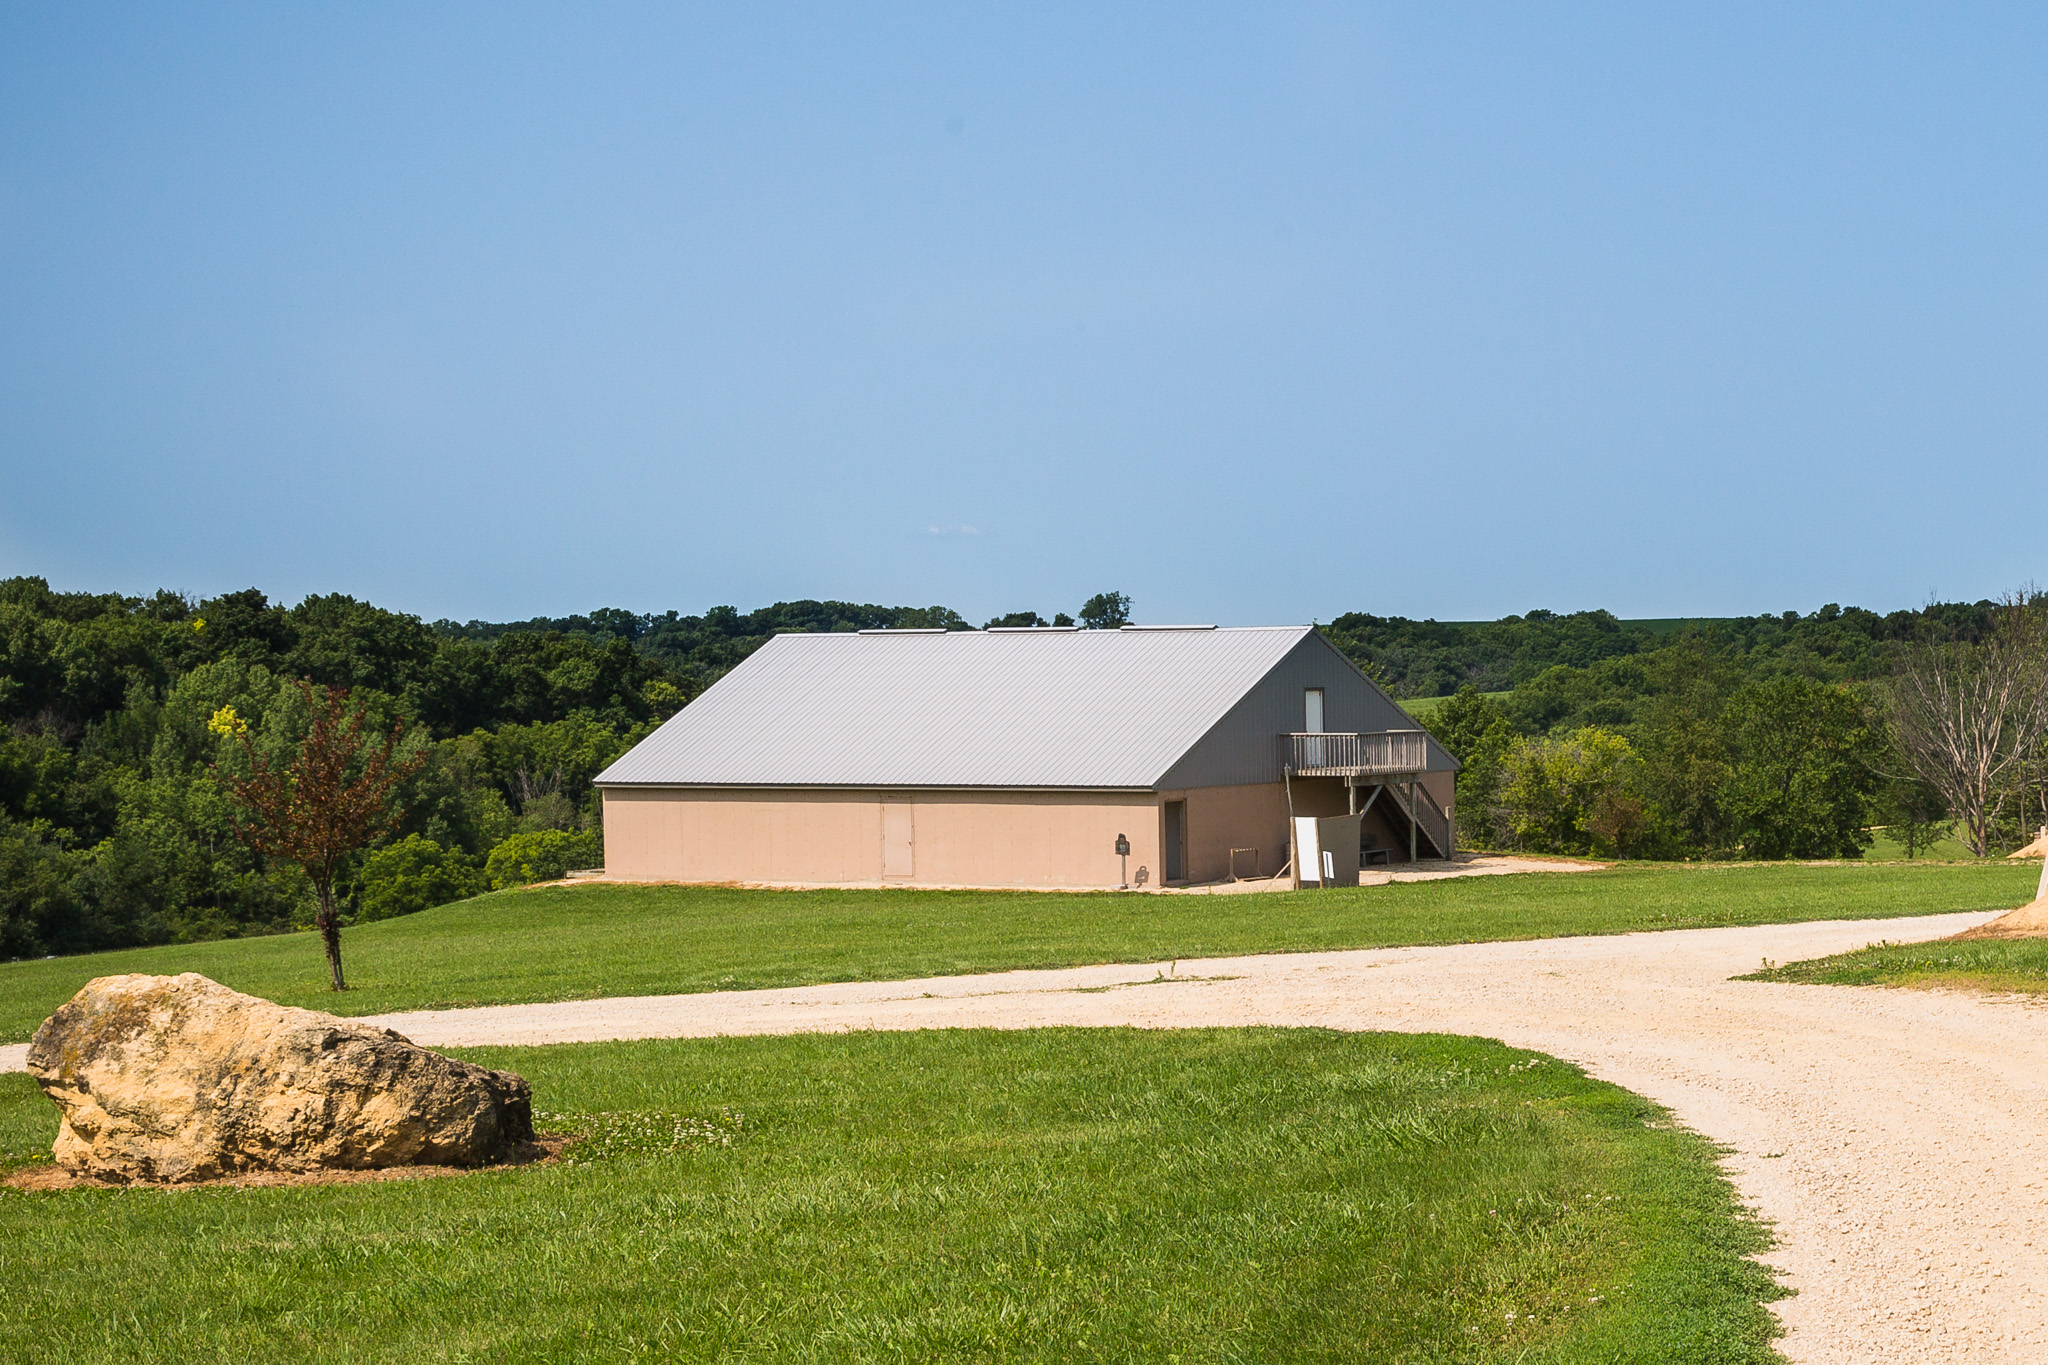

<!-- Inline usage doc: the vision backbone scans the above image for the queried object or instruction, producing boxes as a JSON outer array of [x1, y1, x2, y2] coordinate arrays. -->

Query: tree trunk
[[314, 882, 347, 991], [1965, 778, 1995, 858]]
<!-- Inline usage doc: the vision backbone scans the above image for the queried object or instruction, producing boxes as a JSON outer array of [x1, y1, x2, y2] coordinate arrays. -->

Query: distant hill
[[433, 600, 972, 695], [433, 598, 1996, 704], [1323, 604, 1991, 699]]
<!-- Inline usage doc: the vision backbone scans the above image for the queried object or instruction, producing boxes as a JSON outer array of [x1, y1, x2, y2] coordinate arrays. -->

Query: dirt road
[[9, 911, 2044, 1360]]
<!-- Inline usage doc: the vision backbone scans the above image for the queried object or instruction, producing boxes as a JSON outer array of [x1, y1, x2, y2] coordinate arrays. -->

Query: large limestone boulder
[[26, 973, 533, 1183]]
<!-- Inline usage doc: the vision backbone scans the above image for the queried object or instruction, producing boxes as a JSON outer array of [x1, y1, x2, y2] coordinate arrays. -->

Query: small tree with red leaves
[[211, 681, 423, 990]]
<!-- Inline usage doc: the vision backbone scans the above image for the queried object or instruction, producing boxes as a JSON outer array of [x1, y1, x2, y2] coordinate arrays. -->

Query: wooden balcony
[[1281, 730, 1430, 777], [1283, 731, 1454, 858]]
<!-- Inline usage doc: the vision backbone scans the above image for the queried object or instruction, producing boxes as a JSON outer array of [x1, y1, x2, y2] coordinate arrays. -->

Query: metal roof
[[596, 625, 1317, 789]]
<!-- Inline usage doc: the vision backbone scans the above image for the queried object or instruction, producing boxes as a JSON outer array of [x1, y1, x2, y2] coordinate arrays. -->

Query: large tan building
[[596, 624, 1459, 890]]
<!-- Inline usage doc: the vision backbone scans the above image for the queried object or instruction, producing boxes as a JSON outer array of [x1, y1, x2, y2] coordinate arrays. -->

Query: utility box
[[1292, 812, 1362, 888]]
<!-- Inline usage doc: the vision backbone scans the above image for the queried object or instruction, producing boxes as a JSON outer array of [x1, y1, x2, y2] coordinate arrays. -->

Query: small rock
[[27, 973, 533, 1183]]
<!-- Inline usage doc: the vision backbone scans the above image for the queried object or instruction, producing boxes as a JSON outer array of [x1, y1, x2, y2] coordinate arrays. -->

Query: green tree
[[403, 737, 519, 856], [641, 678, 688, 719], [1629, 638, 1743, 855], [0, 818, 85, 958], [1078, 593, 1132, 629], [451, 716, 637, 832], [1720, 676, 1881, 859], [1494, 727, 1643, 856], [212, 682, 424, 989], [356, 834, 482, 921], [1420, 686, 1515, 765], [0, 722, 113, 843], [892, 605, 973, 630], [1875, 775, 1950, 859], [1499, 657, 1649, 736], [484, 828, 603, 889], [284, 593, 442, 694], [1417, 687, 1516, 849]]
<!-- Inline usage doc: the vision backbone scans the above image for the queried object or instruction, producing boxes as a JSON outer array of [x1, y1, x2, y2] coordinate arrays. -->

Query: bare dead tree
[[1884, 594, 2048, 857], [211, 681, 424, 989], [512, 766, 564, 810]]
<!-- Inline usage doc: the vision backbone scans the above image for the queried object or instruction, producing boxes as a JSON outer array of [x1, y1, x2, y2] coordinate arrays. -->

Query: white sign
[[1294, 816, 1322, 885]]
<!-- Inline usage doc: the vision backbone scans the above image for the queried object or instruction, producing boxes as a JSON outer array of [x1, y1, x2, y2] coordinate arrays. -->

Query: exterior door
[[1163, 800, 1186, 882], [880, 795, 914, 879], [1304, 688, 1327, 767]]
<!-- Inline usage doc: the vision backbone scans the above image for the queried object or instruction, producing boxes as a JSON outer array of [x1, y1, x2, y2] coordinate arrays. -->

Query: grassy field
[[1398, 692, 1509, 720], [0, 1027, 1784, 1364], [2, 861, 2031, 1044], [1742, 936, 2048, 994]]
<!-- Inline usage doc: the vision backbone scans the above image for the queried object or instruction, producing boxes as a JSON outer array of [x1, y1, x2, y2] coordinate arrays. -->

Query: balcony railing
[[1282, 730, 1430, 776]]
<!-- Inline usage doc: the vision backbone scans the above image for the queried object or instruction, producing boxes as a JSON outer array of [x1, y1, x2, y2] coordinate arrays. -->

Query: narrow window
[[1304, 688, 1325, 734]]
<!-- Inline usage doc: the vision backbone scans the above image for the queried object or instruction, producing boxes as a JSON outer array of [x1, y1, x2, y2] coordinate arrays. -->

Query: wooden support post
[[1283, 767, 1297, 889], [1408, 782, 1418, 863]]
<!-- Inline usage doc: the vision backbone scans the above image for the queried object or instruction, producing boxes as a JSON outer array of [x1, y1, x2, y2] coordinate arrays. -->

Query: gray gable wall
[[1155, 631, 1459, 790]]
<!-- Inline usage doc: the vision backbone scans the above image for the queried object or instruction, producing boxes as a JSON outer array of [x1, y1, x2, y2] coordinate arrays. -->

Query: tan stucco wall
[[602, 787, 1167, 890], [1161, 782, 1291, 883], [604, 774, 1457, 889]]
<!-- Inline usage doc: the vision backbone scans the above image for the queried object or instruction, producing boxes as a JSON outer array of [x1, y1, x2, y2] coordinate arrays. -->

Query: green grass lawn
[[2, 861, 2031, 1044], [1859, 826, 1981, 861], [0, 1027, 1784, 1364], [1742, 935, 2048, 994]]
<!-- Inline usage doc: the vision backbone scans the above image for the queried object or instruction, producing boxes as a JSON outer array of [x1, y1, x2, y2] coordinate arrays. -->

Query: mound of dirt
[[1951, 900, 2048, 940]]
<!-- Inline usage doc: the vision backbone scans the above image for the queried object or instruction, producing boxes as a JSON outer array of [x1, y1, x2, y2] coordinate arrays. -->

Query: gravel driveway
[[9, 910, 2043, 1361]]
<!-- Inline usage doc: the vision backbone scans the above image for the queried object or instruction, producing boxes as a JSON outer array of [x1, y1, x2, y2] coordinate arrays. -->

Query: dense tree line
[[1324, 602, 1995, 699], [0, 576, 685, 958], [431, 591, 1136, 691], [0, 579, 1143, 958], [1397, 602, 2029, 861], [433, 600, 973, 696]]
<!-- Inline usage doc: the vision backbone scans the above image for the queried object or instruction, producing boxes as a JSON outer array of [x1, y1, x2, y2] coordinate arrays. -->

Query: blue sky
[[3, 4, 2044, 626]]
